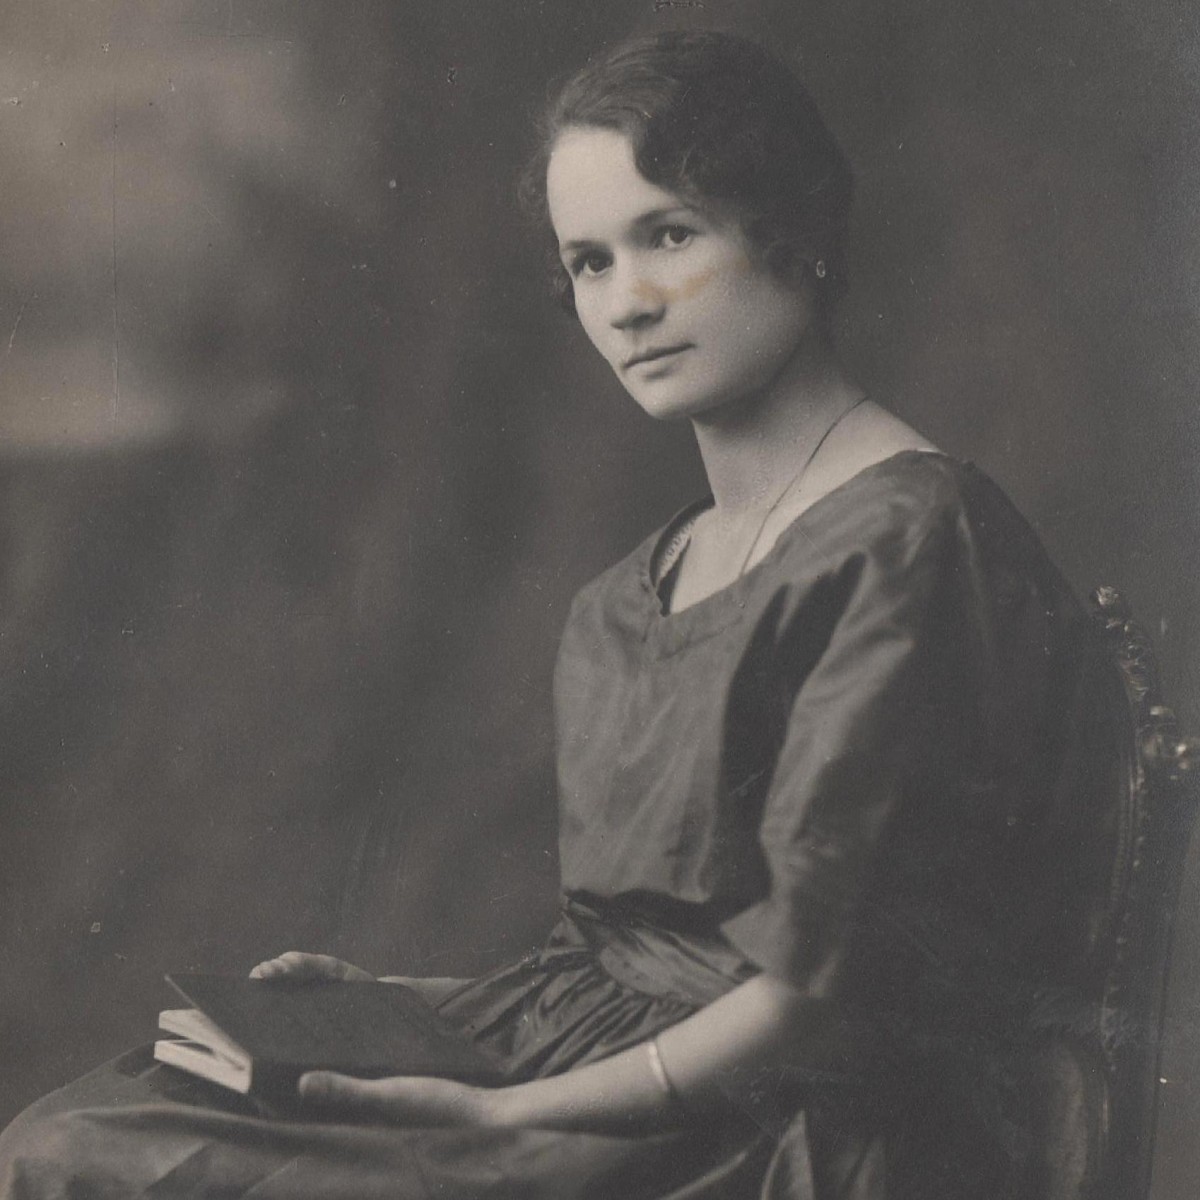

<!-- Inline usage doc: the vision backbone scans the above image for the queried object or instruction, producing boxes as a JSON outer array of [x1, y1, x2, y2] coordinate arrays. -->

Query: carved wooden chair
[[1030, 587, 1198, 1199]]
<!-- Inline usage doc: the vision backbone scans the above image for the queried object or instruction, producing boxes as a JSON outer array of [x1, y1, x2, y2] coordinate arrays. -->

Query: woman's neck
[[689, 339, 865, 521]]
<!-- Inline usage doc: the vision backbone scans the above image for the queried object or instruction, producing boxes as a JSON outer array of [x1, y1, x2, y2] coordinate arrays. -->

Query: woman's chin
[[624, 385, 732, 424]]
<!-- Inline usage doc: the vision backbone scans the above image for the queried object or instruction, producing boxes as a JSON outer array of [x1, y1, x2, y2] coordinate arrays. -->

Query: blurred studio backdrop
[[2, 0, 1198, 1192]]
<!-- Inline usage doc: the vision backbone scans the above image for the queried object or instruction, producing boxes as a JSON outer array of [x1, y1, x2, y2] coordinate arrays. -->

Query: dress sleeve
[[719, 504, 1004, 997]]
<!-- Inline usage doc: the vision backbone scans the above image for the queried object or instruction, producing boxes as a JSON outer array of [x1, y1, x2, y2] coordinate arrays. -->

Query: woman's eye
[[655, 225, 694, 250], [569, 251, 611, 278]]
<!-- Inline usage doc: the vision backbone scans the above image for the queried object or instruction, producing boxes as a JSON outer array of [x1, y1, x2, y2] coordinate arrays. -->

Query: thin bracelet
[[646, 1038, 684, 1109]]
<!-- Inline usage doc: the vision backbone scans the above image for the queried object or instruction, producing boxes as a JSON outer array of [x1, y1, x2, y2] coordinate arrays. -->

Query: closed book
[[153, 972, 503, 1100]]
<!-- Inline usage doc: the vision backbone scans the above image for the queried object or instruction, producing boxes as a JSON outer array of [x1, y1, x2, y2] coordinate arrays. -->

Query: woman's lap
[[0, 926, 789, 1198]]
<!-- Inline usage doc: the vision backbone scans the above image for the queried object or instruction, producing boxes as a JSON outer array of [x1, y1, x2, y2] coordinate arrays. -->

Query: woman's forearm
[[491, 973, 853, 1134]]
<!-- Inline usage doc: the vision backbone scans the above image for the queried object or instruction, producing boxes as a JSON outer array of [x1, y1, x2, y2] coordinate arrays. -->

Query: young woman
[[0, 31, 1113, 1200]]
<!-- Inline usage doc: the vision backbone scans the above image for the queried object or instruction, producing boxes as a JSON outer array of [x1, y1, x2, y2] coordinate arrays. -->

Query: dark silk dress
[[0, 452, 1112, 1199]]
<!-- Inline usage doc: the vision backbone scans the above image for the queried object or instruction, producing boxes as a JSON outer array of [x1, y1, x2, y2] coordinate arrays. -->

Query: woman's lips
[[624, 344, 691, 370]]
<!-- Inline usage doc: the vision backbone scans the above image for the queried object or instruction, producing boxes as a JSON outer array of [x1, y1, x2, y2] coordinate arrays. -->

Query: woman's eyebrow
[[630, 205, 698, 230], [558, 206, 701, 255], [558, 236, 602, 255]]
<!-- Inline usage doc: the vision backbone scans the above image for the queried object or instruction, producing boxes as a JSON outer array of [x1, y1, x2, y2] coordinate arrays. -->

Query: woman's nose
[[609, 271, 667, 331]]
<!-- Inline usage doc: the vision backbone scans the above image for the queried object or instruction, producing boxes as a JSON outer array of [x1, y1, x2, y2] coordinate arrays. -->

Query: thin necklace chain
[[735, 394, 870, 576]]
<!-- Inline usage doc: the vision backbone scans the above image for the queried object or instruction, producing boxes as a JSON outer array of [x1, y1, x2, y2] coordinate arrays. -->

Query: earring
[[814, 260, 827, 279]]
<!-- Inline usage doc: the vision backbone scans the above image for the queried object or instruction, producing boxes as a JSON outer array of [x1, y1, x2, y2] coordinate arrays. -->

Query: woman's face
[[546, 126, 816, 424]]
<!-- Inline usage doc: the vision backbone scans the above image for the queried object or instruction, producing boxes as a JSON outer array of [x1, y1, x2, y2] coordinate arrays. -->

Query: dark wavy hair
[[521, 31, 854, 330]]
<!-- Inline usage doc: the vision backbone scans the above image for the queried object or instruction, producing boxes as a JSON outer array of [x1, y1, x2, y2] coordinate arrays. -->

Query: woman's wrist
[[477, 1042, 691, 1133], [645, 1038, 686, 1113], [484, 1077, 604, 1130], [483, 1081, 533, 1129]]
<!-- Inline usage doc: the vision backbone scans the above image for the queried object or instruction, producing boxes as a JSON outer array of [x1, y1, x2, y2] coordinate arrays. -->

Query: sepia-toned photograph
[[1, 2, 1197, 1196]]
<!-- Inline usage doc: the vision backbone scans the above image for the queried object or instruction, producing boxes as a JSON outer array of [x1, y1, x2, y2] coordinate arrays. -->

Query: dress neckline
[[642, 449, 958, 634]]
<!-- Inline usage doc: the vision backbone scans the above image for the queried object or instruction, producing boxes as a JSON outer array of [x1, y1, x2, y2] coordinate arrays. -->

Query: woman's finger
[[298, 1072, 381, 1113], [248, 952, 349, 980], [249, 952, 306, 979], [298, 1072, 418, 1121], [297, 1073, 489, 1125], [248, 957, 290, 979]]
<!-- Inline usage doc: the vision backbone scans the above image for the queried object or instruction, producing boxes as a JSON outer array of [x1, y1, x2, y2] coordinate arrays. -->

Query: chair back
[[1033, 587, 1197, 1199]]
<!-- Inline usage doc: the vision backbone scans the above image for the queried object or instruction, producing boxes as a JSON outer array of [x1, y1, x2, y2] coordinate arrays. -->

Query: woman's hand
[[297, 1072, 502, 1127], [248, 951, 375, 983]]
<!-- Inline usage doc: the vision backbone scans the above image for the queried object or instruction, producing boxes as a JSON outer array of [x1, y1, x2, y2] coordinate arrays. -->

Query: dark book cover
[[162, 973, 505, 1098]]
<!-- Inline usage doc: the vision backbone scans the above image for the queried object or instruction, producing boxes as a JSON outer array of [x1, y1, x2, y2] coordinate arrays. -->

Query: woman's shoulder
[[858, 449, 1051, 555], [806, 449, 1083, 612], [758, 398, 969, 566], [776, 449, 978, 556], [760, 448, 1076, 616]]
